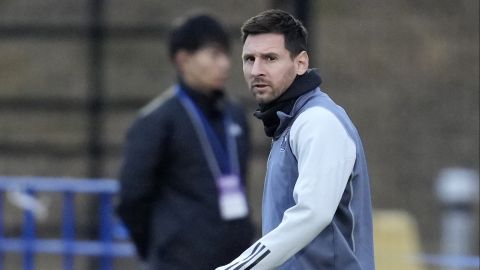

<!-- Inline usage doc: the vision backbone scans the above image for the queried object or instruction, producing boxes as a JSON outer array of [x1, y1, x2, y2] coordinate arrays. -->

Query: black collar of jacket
[[253, 69, 322, 137], [178, 79, 226, 119]]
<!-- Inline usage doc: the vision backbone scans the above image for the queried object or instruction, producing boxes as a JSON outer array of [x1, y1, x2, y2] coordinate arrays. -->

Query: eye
[[265, 55, 277, 62], [243, 56, 255, 63]]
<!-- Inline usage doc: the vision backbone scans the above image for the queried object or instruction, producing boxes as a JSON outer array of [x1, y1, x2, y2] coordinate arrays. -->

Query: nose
[[250, 59, 264, 77]]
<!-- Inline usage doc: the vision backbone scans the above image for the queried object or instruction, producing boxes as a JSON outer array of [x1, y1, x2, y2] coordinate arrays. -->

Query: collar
[[253, 69, 322, 137], [178, 79, 225, 118]]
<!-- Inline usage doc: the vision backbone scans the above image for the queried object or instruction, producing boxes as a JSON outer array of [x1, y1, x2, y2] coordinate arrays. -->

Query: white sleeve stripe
[[347, 179, 356, 252]]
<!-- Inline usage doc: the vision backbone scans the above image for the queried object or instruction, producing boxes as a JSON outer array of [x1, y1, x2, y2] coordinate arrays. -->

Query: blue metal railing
[[0, 176, 135, 270]]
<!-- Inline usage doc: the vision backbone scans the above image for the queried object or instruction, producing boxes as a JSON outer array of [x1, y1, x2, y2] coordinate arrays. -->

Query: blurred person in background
[[217, 9, 374, 270], [116, 13, 254, 270]]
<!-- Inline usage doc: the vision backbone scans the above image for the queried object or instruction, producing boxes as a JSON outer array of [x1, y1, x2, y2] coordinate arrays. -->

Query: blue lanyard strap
[[175, 85, 240, 178]]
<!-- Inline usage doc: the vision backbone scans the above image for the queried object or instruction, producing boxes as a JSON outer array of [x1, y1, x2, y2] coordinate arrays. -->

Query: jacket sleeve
[[116, 113, 170, 260], [216, 107, 356, 270]]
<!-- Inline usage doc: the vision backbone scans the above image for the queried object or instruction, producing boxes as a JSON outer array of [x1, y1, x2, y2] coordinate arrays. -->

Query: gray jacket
[[217, 88, 374, 270]]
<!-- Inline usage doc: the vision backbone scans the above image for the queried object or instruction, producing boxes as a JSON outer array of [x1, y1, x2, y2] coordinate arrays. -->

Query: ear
[[174, 50, 191, 73], [295, 51, 309, 75]]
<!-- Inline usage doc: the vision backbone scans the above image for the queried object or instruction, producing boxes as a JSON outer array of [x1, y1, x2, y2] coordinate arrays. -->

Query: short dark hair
[[168, 14, 230, 60], [241, 9, 308, 57]]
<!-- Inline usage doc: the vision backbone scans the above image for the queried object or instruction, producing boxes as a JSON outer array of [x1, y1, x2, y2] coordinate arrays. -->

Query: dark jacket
[[116, 85, 254, 270]]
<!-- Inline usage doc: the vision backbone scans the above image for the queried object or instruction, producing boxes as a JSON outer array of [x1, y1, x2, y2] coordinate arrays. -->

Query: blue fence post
[[22, 189, 36, 270], [99, 192, 113, 270], [62, 191, 75, 270]]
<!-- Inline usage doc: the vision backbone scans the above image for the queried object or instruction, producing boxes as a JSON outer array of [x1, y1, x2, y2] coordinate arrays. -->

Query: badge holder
[[218, 175, 249, 220]]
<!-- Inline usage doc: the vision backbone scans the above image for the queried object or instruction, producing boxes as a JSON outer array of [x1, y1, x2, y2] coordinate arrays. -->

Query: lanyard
[[175, 85, 240, 179]]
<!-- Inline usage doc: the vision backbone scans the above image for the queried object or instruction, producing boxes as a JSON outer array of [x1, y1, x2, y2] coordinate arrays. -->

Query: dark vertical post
[[293, 0, 310, 26], [87, 1, 105, 268], [271, 0, 311, 25], [271, 0, 315, 65], [87, 0, 105, 179], [293, 0, 315, 66]]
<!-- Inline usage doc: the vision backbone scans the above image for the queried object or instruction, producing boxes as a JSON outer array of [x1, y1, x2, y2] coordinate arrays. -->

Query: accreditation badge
[[218, 175, 249, 220]]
